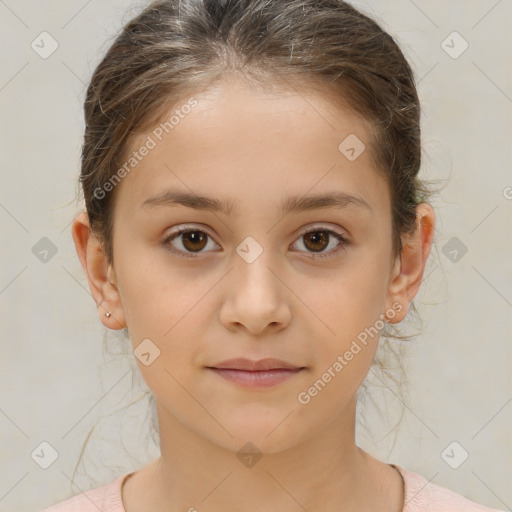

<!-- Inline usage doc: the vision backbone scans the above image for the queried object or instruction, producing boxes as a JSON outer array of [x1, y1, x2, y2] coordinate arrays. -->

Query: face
[[83, 78, 419, 454]]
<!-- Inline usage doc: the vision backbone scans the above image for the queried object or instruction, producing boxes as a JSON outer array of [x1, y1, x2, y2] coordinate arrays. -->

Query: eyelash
[[162, 224, 349, 260]]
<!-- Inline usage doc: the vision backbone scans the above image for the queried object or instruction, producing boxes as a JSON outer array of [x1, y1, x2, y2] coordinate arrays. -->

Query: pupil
[[184, 231, 206, 251], [306, 231, 328, 252]]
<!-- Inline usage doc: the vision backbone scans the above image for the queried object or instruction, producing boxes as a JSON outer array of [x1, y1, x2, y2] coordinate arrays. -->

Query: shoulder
[[393, 465, 505, 512], [38, 473, 132, 512]]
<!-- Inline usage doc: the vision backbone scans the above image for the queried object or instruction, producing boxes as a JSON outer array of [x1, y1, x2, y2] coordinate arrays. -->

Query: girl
[[41, 0, 503, 510]]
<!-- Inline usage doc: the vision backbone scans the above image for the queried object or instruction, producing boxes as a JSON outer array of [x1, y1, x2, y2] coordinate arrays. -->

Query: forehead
[[113, 78, 389, 218]]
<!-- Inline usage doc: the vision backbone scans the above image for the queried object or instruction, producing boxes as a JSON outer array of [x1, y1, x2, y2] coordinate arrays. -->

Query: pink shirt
[[39, 464, 504, 511]]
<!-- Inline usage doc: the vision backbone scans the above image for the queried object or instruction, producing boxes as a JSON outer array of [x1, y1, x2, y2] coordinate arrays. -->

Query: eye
[[162, 224, 349, 260], [291, 225, 349, 260], [162, 226, 220, 258]]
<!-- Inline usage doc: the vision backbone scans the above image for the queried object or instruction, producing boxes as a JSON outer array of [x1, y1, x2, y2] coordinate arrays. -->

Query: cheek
[[294, 338, 378, 425], [298, 258, 387, 377], [314, 323, 380, 392], [118, 265, 212, 370], [300, 291, 383, 411], [300, 262, 387, 334], [114, 244, 192, 327]]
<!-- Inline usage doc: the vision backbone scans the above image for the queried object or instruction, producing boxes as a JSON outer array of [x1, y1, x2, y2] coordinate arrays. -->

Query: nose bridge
[[218, 234, 292, 332], [234, 236, 280, 295]]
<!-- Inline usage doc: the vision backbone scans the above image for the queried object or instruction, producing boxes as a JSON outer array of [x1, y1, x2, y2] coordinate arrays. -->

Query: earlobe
[[385, 203, 435, 324], [71, 211, 127, 330]]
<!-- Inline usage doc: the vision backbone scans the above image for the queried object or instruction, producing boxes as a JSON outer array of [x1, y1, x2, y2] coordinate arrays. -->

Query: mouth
[[205, 358, 306, 389], [207, 357, 304, 371]]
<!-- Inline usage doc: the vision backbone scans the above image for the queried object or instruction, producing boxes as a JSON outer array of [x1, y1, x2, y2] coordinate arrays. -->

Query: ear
[[71, 211, 127, 330], [384, 203, 435, 323]]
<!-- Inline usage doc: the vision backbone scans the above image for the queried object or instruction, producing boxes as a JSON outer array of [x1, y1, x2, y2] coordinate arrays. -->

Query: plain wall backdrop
[[1, 0, 511, 511]]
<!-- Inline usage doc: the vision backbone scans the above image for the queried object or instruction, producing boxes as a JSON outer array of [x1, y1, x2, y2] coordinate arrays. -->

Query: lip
[[206, 367, 305, 389], [207, 358, 303, 371], [205, 358, 306, 389]]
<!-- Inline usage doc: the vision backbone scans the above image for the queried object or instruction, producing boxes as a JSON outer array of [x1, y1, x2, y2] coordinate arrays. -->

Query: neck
[[126, 396, 402, 512]]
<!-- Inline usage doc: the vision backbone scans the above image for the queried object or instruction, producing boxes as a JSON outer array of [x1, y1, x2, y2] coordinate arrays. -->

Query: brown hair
[[74, 0, 441, 483]]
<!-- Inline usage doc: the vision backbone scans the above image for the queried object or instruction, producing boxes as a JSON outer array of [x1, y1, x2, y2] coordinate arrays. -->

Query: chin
[[210, 414, 305, 454]]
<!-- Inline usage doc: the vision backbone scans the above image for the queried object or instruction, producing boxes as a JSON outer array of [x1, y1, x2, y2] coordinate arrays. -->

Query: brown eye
[[292, 227, 349, 260], [303, 231, 330, 252], [163, 227, 220, 258], [181, 230, 208, 252]]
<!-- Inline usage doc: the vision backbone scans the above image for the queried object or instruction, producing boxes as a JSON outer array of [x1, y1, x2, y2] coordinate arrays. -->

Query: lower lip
[[206, 368, 305, 389]]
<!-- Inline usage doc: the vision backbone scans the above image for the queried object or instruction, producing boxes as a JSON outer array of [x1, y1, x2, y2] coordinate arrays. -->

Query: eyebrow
[[141, 189, 372, 215]]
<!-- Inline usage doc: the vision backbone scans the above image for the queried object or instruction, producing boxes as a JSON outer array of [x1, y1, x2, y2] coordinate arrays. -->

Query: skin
[[72, 77, 435, 512]]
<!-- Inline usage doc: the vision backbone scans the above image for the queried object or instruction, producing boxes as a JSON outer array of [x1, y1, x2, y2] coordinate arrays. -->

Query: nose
[[219, 251, 292, 335]]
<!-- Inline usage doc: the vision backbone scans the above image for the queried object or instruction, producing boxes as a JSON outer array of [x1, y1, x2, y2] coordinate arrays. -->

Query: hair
[[72, 0, 444, 485]]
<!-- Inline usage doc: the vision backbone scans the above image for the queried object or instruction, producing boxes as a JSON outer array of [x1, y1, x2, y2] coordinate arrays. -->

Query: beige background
[[0, 1, 511, 511]]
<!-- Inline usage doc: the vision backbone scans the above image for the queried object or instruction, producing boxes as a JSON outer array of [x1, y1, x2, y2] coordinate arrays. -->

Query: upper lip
[[207, 358, 304, 371]]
